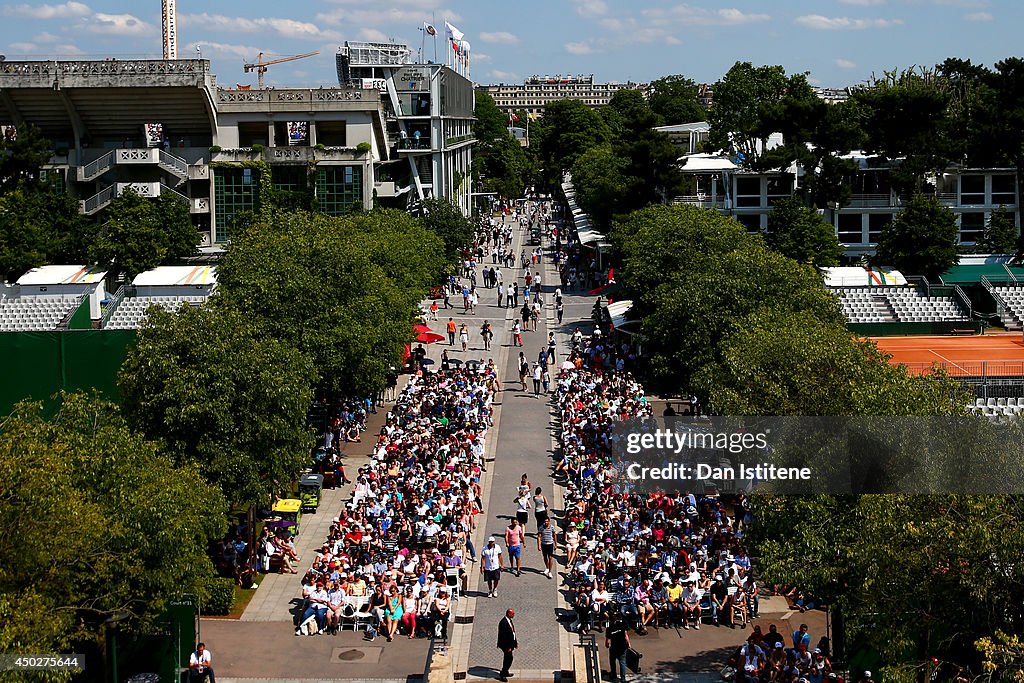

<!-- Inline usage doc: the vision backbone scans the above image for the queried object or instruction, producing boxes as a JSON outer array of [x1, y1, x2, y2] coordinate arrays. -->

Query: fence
[[0, 330, 137, 414]]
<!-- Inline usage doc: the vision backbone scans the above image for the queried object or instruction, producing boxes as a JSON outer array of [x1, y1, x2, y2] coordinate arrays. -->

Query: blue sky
[[0, 0, 1019, 88]]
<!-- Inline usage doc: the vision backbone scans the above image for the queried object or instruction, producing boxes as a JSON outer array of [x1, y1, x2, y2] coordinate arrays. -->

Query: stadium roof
[[17, 265, 107, 286], [132, 265, 217, 287]]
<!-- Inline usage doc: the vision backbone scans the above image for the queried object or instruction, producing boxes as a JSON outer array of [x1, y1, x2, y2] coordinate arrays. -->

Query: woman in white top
[[401, 587, 418, 638], [565, 525, 581, 570], [432, 589, 452, 640], [514, 492, 531, 527]]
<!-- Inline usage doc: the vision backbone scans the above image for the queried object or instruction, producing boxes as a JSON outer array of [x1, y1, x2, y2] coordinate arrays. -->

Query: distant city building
[[480, 74, 649, 115], [337, 41, 476, 216], [814, 86, 853, 104], [0, 51, 473, 249]]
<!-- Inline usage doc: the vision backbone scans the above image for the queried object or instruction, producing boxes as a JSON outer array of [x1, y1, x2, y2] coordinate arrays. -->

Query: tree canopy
[[647, 74, 706, 126], [91, 189, 200, 279], [215, 208, 443, 397], [763, 196, 843, 267], [0, 393, 225, 656], [473, 91, 531, 199], [419, 197, 476, 262], [119, 305, 316, 506], [535, 98, 613, 190], [874, 193, 960, 280]]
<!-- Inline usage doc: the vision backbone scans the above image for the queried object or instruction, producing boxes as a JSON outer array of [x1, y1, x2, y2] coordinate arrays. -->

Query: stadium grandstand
[[0, 265, 107, 331], [825, 267, 974, 328], [102, 265, 215, 329]]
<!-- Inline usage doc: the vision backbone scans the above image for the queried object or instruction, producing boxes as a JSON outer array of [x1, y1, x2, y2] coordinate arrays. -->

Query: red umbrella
[[416, 332, 445, 344], [413, 323, 434, 334]]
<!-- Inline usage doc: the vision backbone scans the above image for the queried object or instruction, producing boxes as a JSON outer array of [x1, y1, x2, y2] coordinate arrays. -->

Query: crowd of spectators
[[289, 363, 499, 641], [555, 340, 761, 640]]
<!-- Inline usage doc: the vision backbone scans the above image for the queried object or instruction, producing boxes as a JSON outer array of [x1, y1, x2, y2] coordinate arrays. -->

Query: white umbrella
[[560, 361, 575, 371]]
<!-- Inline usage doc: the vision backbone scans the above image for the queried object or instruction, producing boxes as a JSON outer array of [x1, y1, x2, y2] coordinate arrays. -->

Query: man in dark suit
[[497, 608, 518, 681]]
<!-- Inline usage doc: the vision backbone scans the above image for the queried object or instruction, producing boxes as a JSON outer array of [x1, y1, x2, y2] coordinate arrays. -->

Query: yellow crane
[[243, 51, 320, 89]]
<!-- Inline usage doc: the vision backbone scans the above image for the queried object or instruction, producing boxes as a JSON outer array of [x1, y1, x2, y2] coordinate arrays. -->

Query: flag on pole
[[422, 22, 436, 36], [509, 112, 519, 123], [445, 21, 464, 42]]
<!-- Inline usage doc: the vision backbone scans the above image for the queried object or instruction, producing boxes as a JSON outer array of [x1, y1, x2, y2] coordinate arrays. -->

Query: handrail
[[578, 632, 601, 683], [1002, 263, 1018, 283], [82, 185, 114, 214], [57, 292, 88, 330], [952, 284, 974, 318], [100, 284, 127, 328], [159, 183, 190, 203], [80, 150, 115, 180], [158, 149, 188, 177]]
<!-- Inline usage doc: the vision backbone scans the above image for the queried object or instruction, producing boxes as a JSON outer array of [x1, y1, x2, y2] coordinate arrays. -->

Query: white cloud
[[181, 14, 340, 41], [839, 0, 885, 5], [963, 11, 993, 20], [836, 58, 857, 69], [54, 43, 83, 55], [479, 31, 519, 45], [8, 41, 39, 52], [187, 40, 261, 60], [565, 41, 595, 55], [358, 27, 389, 42], [474, 52, 493, 64], [84, 13, 154, 35], [641, 5, 770, 25], [490, 69, 517, 81], [316, 7, 460, 26], [572, 0, 608, 18], [1, 1, 90, 19], [32, 32, 61, 43], [795, 14, 902, 29]]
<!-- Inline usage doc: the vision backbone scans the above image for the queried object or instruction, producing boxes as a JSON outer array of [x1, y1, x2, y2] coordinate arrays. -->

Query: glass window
[[867, 213, 891, 244], [959, 212, 985, 244], [992, 175, 1016, 206], [214, 166, 260, 243], [735, 214, 762, 232], [735, 177, 761, 208], [838, 213, 863, 244], [961, 175, 984, 205], [316, 165, 363, 216]]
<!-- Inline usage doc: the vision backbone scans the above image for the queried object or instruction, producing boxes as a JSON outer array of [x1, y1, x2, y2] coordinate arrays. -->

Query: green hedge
[[203, 577, 236, 615]]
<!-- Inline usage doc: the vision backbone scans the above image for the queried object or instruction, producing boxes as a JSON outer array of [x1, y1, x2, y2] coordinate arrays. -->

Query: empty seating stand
[[831, 287, 969, 325], [967, 397, 1024, 424], [0, 296, 81, 331], [992, 286, 1024, 330], [104, 295, 206, 329]]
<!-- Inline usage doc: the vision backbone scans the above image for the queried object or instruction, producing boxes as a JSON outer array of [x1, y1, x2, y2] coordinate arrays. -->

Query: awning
[[577, 228, 606, 245], [678, 153, 738, 172], [607, 299, 635, 329]]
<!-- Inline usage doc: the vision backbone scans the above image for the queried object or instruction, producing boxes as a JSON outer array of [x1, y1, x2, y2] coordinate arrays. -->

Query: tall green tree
[[419, 197, 475, 261], [707, 62, 790, 160], [751, 495, 1024, 679], [874, 193, 959, 280], [91, 189, 199, 279], [570, 144, 628, 231], [0, 392, 225, 656], [978, 208, 1019, 254], [613, 204, 843, 394], [119, 305, 315, 506], [0, 185, 98, 281], [647, 74, 707, 125], [535, 99, 612, 190], [473, 91, 530, 199], [763, 196, 843, 267], [215, 209, 442, 397], [0, 123, 53, 193]]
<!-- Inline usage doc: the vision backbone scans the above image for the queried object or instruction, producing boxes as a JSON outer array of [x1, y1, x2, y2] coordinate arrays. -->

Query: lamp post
[[104, 611, 131, 683]]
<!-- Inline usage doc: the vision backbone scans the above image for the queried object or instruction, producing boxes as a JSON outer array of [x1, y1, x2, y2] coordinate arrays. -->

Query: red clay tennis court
[[870, 333, 1024, 377]]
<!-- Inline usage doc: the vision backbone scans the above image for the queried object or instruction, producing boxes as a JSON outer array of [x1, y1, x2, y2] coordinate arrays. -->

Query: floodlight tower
[[162, 0, 178, 59]]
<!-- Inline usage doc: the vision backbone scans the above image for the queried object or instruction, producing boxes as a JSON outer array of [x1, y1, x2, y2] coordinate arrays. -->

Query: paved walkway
[[460, 216, 567, 683], [241, 409, 389, 623]]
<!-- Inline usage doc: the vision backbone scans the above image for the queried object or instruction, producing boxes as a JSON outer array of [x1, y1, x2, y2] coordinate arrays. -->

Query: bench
[[951, 328, 975, 336]]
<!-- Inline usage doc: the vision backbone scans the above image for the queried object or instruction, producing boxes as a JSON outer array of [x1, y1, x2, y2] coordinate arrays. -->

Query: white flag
[[445, 21, 464, 42]]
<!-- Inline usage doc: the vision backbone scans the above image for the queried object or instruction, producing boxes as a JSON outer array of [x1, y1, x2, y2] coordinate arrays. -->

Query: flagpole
[[432, 12, 438, 63], [419, 27, 425, 63]]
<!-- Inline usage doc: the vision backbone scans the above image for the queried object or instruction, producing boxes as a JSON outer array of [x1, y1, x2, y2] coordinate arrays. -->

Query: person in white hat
[[481, 536, 504, 597]]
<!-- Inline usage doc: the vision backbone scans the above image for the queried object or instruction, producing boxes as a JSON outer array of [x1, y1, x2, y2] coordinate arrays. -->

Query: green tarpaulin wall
[[0, 330, 137, 414]]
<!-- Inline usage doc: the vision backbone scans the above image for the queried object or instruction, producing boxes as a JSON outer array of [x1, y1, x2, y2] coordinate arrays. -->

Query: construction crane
[[244, 51, 320, 89]]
